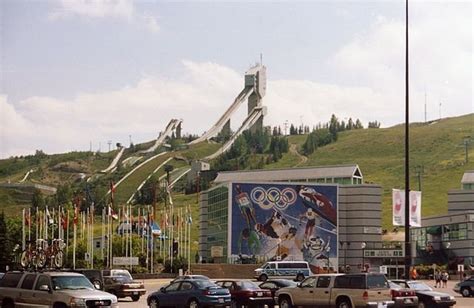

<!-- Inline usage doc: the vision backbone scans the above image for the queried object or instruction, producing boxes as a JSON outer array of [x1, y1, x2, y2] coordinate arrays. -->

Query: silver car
[[0, 271, 118, 307]]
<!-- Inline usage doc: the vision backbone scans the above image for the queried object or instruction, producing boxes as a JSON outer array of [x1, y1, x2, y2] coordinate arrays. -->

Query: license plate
[[257, 292, 263, 297], [404, 299, 413, 304], [133, 291, 138, 295], [218, 298, 224, 303]]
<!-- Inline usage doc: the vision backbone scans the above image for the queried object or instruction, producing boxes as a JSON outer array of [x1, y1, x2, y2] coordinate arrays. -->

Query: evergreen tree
[[32, 189, 45, 209], [355, 119, 364, 129], [347, 118, 354, 130], [0, 212, 9, 271], [329, 114, 339, 141]]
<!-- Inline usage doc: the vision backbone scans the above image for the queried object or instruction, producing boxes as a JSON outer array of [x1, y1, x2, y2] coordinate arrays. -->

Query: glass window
[[301, 277, 316, 288], [349, 276, 364, 288], [20, 274, 37, 290], [35, 275, 51, 290], [367, 275, 389, 289], [260, 282, 276, 289], [0, 273, 24, 288], [316, 276, 331, 288], [334, 276, 350, 288], [180, 282, 193, 291], [165, 282, 181, 292]]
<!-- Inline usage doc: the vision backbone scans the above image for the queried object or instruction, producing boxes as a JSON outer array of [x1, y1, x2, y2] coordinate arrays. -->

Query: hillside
[[0, 114, 473, 230]]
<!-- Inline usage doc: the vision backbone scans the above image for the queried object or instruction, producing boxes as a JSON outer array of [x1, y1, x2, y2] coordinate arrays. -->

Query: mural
[[230, 183, 338, 273]]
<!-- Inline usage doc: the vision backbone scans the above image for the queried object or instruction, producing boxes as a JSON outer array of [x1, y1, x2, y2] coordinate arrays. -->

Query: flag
[[24, 209, 31, 227], [46, 207, 54, 225], [187, 205, 193, 224], [166, 185, 173, 205], [392, 189, 422, 227], [108, 206, 118, 220], [61, 212, 68, 230], [74, 205, 79, 225]]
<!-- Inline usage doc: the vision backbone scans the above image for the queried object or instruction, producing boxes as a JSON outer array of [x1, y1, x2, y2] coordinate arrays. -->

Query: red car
[[215, 280, 273, 308]]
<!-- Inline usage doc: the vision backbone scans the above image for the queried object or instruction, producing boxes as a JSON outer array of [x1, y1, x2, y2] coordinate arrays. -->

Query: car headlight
[[111, 295, 118, 304], [69, 297, 86, 307], [433, 296, 441, 301], [449, 296, 455, 300]]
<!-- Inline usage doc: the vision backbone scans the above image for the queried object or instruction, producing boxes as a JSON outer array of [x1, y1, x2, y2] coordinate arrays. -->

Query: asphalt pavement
[[118, 278, 474, 308]]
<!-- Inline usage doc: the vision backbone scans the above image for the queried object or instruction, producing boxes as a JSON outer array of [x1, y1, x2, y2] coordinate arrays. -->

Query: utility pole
[[108, 141, 112, 152], [463, 137, 472, 164], [404, 0, 411, 281]]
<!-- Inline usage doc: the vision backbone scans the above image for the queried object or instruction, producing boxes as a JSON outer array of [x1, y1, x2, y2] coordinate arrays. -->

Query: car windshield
[[279, 280, 298, 287], [239, 281, 260, 289], [389, 281, 402, 290], [113, 271, 132, 279], [408, 281, 432, 291], [195, 280, 218, 289], [52, 276, 94, 290]]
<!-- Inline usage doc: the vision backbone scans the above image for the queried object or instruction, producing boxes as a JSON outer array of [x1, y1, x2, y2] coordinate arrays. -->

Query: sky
[[0, 0, 472, 158]]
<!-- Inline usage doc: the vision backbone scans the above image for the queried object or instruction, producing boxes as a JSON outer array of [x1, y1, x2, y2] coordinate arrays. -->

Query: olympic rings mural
[[250, 186, 297, 210]]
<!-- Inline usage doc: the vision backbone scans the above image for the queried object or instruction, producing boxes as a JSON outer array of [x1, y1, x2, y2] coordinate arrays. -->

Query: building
[[412, 170, 474, 269], [199, 165, 389, 273]]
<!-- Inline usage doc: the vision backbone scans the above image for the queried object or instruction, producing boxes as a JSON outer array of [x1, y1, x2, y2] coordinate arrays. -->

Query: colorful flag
[[46, 207, 54, 225], [74, 205, 79, 225], [24, 209, 31, 227], [108, 206, 118, 220]]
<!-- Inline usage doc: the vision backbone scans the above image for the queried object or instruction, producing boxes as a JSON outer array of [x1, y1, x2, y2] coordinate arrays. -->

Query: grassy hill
[[1, 114, 472, 232]]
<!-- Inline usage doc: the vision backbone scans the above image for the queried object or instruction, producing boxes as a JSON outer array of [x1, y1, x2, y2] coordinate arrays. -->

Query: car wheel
[[461, 287, 471, 297], [131, 294, 140, 301], [336, 298, 352, 308], [259, 274, 268, 282], [2, 298, 14, 308], [188, 299, 200, 308], [149, 297, 160, 308], [418, 301, 426, 308], [279, 297, 293, 308], [230, 300, 241, 308], [296, 274, 304, 282]]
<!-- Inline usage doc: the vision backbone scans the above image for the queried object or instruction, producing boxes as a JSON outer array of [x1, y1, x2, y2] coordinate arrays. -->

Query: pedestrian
[[441, 271, 449, 288], [434, 271, 441, 288]]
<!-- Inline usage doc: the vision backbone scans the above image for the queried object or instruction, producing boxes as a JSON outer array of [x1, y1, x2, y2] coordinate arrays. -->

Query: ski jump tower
[[189, 64, 267, 145]]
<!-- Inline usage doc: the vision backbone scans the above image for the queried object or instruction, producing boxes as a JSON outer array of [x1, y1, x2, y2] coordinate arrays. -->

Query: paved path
[[119, 278, 474, 307]]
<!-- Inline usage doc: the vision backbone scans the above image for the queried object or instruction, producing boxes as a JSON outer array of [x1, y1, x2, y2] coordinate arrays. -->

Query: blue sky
[[1, 0, 472, 158]]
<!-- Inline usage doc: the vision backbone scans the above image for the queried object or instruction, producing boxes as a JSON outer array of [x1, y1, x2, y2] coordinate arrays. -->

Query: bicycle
[[20, 240, 41, 269], [36, 239, 65, 269]]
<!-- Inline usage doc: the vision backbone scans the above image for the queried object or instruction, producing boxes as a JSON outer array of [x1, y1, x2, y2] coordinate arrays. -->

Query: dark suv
[[454, 276, 474, 297], [73, 269, 104, 290]]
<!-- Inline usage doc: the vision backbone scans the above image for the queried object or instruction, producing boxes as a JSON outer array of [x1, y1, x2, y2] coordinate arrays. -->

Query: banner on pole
[[392, 189, 422, 227]]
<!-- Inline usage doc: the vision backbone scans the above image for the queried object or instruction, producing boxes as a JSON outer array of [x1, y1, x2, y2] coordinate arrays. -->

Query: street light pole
[[404, 0, 412, 281]]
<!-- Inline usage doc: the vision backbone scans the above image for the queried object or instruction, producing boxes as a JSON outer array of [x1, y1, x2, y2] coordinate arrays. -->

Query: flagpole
[[22, 209, 25, 251], [66, 209, 69, 263], [73, 217, 77, 270], [28, 208, 31, 243], [102, 208, 105, 262]]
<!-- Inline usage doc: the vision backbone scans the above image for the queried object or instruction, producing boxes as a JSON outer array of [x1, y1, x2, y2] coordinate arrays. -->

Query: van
[[254, 261, 312, 282]]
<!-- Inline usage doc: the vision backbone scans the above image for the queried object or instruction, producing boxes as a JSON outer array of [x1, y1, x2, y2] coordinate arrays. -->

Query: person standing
[[441, 271, 449, 288], [434, 271, 441, 288]]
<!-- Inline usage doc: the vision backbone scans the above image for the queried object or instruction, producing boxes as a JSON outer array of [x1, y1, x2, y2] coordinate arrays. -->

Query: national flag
[[62, 213, 68, 230], [166, 185, 173, 205], [110, 181, 116, 206], [46, 207, 54, 224], [74, 205, 79, 225], [24, 208, 31, 227], [108, 206, 118, 220]]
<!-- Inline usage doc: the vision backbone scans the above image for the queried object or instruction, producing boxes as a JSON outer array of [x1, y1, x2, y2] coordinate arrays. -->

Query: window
[[316, 276, 331, 288], [334, 276, 350, 288], [21, 274, 37, 290], [165, 282, 181, 292], [349, 276, 364, 288], [180, 282, 193, 291], [260, 282, 276, 289], [301, 277, 316, 288], [35, 275, 51, 290], [367, 275, 388, 289], [443, 223, 468, 240], [0, 273, 24, 288]]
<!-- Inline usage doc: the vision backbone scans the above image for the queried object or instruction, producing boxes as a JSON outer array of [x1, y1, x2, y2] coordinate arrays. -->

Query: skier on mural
[[237, 228, 261, 256], [234, 185, 257, 227], [273, 226, 302, 260], [301, 235, 331, 264], [299, 208, 319, 240], [296, 185, 337, 226], [255, 211, 290, 239]]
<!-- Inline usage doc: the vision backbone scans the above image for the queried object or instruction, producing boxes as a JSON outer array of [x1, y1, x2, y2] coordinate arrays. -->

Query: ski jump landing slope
[[101, 146, 125, 173], [141, 119, 182, 153], [189, 86, 254, 145]]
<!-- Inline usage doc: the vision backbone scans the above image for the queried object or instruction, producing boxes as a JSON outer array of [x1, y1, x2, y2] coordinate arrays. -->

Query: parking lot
[[118, 278, 474, 308]]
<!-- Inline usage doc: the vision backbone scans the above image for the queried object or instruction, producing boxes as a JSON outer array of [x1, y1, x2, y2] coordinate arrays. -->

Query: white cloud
[[331, 2, 472, 124], [49, 0, 160, 33]]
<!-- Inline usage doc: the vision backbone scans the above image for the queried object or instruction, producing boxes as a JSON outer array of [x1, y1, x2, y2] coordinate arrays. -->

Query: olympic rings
[[250, 186, 297, 210]]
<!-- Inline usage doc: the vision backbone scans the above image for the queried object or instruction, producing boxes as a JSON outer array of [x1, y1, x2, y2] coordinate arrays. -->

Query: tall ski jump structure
[[189, 64, 267, 152]]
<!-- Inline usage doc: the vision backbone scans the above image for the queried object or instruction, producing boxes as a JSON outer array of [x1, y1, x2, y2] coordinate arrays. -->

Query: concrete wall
[[338, 185, 383, 272], [448, 189, 474, 213]]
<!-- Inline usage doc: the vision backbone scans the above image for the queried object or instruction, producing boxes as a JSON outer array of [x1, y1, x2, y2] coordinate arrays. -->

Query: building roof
[[214, 164, 362, 183], [461, 170, 474, 184]]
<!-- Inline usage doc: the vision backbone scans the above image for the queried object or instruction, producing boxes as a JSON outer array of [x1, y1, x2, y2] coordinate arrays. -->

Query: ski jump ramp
[[189, 64, 266, 145], [101, 146, 125, 173], [141, 118, 182, 153]]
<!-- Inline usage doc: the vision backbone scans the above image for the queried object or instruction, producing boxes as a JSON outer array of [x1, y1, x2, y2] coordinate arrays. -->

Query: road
[[119, 278, 474, 307]]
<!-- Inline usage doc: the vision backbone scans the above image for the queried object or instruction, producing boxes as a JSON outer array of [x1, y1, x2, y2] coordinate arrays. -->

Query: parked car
[[73, 268, 104, 290], [0, 271, 118, 307], [147, 278, 231, 308], [254, 261, 312, 282], [215, 279, 273, 308], [388, 280, 418, 307], [453, 275, 474, 297], [259, 279, 298, 307], [275, 273, 394, 308], [103, 274, 146, 302], [392, 280, 455, 308], [171, 274, 211, 283]]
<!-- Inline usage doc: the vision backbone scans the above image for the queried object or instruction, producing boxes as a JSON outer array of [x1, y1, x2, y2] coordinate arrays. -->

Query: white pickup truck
[[275, 273, 395, 308], [0, 271, 118, 308]]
